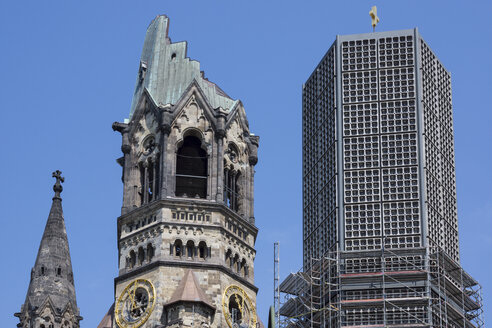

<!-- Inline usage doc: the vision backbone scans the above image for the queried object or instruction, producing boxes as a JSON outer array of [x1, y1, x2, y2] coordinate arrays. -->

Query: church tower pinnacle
[[15, 171, 82, 328]]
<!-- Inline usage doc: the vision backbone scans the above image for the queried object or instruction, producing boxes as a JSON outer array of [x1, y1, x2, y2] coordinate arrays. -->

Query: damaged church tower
[[110, 15, 259, 328], [15, 171, 82, 328]]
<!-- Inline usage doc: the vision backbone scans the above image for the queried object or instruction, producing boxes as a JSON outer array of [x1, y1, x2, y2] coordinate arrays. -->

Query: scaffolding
[[279, 242, 483, 328]]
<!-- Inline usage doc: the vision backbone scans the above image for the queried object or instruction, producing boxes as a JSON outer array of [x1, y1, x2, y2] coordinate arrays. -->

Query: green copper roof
[[129, 15, 236, 118]]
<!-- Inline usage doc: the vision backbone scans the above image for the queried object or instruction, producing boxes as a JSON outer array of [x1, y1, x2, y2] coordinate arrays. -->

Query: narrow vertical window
[[224, 168, 240, 211], [138, 247, 145, 265], [139, 136, 159, 205], [130, 250, 136, 268], [186, 241, 195, 258], [176, 136, 208, 198], [147, 243, 155, 262], [198, 241, 207, 259], [175, 240, 183, 257]]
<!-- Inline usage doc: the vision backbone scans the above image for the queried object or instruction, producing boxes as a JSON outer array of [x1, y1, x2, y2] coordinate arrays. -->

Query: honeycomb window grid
[[343, 135, 380, 169], [381, 166, 419, 201], [344, 203, 382, 239], [342, 70, 379, 103], [341, 39, 378, 72], [379, 67, 416, 101], [343, 102, 379, 136], [380, 133, 418, 167], [378, 35, 415, 68], [380, 100, 417, 133], [344, 169, 381, 203]]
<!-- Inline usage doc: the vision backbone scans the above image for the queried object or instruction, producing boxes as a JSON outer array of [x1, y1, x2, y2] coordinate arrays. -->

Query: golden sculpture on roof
[[369, 6, 380, 31]]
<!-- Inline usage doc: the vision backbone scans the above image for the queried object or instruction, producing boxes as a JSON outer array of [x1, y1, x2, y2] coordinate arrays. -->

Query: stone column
[[247, 135, 259, 224], [112, 122, 134, 214], [231, 171, 237, 210], [152, 157, 157, 200], [216, 112, 226, 202], [159, 109, 172, 199], [143, 161, 149, 204]]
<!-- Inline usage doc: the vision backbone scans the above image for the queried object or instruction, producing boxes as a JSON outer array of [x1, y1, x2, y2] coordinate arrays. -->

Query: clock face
[[222, 285, 257, 328], [115, 279, 156, 328]]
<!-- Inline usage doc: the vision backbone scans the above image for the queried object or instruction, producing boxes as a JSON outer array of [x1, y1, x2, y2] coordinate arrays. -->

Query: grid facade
[[294, 28, 482, 328], [302, 45, 338, 269], [302, 29, 461, 265]]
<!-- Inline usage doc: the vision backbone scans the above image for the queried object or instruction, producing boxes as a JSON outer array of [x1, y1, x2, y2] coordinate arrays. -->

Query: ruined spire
[[128, 15, 236, 118], [15, 171, 82, 327]]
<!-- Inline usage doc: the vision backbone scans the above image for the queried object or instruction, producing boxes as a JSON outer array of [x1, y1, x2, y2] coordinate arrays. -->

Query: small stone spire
[[15, 171, 82, 328]]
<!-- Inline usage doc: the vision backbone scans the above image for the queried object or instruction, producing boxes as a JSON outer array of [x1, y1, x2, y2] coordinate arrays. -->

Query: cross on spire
[[52, 170, 65, 199]]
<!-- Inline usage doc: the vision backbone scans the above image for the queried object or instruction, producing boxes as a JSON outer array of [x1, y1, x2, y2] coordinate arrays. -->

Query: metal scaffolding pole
[[274, 242, 280, 328]]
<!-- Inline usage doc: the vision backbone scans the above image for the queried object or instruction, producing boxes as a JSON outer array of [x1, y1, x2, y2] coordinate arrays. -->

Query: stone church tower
[[109, 15, 259, 328], [15, 171, 82, 328]]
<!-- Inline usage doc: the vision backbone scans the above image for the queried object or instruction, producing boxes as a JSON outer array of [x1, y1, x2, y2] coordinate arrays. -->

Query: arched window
[[241, 259, 247, 277], [186, 241, 195, 258], [139, 157, 160, 205], [139, 136, 160, 205], [224, 168, 240, 212], [233, 254, 240, 273], [176, 136, 208, 198], [175, 240, 183, 257], [198, 241, 207, 259], [147, 244, 155, 262], [138, 247, 145, 265], [225, 249, 232, 268], [129, 250, 136, 268]]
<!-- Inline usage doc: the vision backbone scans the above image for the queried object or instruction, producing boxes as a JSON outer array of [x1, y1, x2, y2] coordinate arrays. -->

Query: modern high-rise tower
[[279, 29, 483, 328], [105, 15, 260, 328]]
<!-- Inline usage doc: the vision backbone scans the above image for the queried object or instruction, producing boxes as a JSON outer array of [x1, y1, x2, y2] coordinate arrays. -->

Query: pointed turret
[[15, 171, 82, 328], [167, 270, 215, 310], [161, 270, 215, 328]]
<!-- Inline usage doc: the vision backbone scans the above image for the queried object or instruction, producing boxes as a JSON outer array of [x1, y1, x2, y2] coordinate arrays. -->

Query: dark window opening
[[41, 266, 45, 276], [224, 168, 240, 211], [226, 249, 232, 268], [198, 241, 207, 259], [186, 240, 195, 258], [175, 240, 183, 257], [234, 254, 240, 273], [176, 136, 208, 198], [57, 267, 61, 276], [147, 244, 155, 262], [241, 259, 247, 277], [130, 250, 136, 268], [138, 247, 145, 265], [139, 155, 160, 205]]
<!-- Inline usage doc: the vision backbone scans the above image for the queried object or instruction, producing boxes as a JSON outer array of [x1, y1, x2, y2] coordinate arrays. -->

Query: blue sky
[[1, 1, 491, 326]]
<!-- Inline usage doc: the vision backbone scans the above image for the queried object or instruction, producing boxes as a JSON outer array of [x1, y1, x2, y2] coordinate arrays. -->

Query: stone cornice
[[114, 260, 258, 293], [118, 198, 258, 234]]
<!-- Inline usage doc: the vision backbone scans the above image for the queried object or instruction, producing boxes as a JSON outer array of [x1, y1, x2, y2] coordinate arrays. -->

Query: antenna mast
[[274, 242, 280, 328]]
